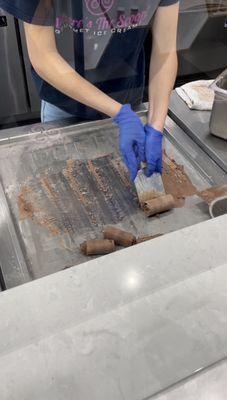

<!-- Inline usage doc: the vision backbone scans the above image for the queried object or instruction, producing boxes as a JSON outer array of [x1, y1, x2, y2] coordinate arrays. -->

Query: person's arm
[[143, 2, 179, 177], [24, 22, 145, 181], [24, 23, 121, 117], [147, 2, 179, 131]]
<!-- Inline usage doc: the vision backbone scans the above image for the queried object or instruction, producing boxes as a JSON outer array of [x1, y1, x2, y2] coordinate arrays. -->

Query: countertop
[[0, 215, 227, 399], [154, 358, 227, 400]]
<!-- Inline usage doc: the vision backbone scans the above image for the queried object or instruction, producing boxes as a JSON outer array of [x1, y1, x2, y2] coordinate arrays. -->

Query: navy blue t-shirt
[[0, 0, 178, 119]]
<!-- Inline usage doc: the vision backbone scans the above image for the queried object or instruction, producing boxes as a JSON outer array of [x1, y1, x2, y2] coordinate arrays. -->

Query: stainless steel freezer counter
[[0, 111, 226, 289], [169, 91, 227, 173]]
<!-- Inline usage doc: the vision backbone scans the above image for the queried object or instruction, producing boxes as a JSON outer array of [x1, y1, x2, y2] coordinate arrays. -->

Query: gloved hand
[[144, 124, 163, 177], [113, 104, 145, 181]]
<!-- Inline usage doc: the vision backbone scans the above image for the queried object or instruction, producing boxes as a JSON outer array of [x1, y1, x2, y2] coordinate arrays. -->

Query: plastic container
[[210, 69, 227, 140]]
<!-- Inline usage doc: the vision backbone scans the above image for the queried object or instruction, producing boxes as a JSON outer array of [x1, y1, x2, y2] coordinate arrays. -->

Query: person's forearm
[[148, 51, 178, 131], [33, 50, 121, 117]]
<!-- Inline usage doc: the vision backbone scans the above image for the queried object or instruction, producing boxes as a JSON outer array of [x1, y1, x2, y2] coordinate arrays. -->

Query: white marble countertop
[[154, 358, 227, 400], [0, 215, 227, 399]]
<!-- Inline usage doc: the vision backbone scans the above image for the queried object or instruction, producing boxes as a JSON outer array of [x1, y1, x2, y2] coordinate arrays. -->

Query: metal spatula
[[134, 167, 165, 205]]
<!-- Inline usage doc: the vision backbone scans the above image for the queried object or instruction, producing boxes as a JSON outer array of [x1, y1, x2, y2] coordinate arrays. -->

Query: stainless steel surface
[[210, 69, 227, 140], [209, 195, 227, 218], [0, 9, 28, 119], [18, 22, 41, 113], [0, 112, 225, 288], [0, 182, 31, 289], [169, 91, 227, 173], [177, 1, 227, 76], [165, 116, 227, 186], [134, 171, 165, 204], [178, 0, 209, 53]]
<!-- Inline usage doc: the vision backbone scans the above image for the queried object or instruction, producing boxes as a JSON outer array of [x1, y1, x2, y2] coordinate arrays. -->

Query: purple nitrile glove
[[113, 104, 145, 181], [144, 124, 163, 177]]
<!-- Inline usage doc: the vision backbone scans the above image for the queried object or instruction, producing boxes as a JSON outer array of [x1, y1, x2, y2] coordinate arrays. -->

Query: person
[[0, 0, 179, 180]]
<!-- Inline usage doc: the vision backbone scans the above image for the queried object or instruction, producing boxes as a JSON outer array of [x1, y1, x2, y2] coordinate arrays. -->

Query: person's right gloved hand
[[113, 104, 145, 181], [144, 124, 163, 177]]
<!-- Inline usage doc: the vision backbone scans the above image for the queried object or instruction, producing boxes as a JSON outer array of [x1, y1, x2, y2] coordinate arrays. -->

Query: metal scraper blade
[[134, 170, 165, 205]]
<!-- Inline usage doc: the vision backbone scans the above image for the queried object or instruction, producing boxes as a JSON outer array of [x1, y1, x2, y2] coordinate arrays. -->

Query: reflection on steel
[[169, 91, 227, 173], [0, 182, 30, 289], [0, 9, 28, 119]]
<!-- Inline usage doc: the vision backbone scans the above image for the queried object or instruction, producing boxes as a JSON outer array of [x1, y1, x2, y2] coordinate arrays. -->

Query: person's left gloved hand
[[144, 124, 163, 177]]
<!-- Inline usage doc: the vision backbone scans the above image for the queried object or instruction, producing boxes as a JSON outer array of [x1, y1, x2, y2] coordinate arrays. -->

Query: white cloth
[[176, 80, 215, 111]]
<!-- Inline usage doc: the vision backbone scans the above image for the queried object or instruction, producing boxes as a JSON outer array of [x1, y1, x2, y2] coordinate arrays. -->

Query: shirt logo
[[84, 0, 114, 16]]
